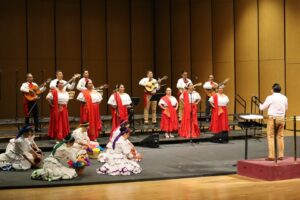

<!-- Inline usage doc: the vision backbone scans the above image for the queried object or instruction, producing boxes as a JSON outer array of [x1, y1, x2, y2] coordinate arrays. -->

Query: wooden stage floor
[[1, 174, 300, 200]]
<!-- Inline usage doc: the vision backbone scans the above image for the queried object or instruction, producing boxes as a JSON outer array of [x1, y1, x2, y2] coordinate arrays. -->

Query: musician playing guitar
[[50, 70, 76, 91], [20, 73, 48, 132], [203, 75, 218, 122], [139, 70, 167, 125], [76, 69, 92, 91]]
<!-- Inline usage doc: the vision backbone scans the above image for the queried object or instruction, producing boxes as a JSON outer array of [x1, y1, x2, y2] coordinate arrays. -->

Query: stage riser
[[237, 157, 300, 181]]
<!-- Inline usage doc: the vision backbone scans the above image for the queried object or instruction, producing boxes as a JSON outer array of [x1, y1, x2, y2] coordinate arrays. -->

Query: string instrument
[[145, 76, 168, 93], [218, 78, 230, 88], [23, 78, 51, 101], [193, 82, 202, 88], [65, 74, 81, 100], [204, 81, 218, 97], [95, 84, 109, 94]]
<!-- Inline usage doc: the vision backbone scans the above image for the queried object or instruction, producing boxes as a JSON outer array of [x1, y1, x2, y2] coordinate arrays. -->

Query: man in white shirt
[[259, 83, 288, 161], [20, 73, 47, 132], [139, 70, 161, 124], [76, 70, 92, 91], [203, 75, 218, 122], [176, 71, 192, 121], [49, 70, 76, 91]]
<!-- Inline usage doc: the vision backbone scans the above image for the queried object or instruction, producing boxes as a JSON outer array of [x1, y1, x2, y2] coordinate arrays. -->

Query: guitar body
[[204, 89, 215, 97], [23, 78, 51, 101], [145, 81, 158, 92]]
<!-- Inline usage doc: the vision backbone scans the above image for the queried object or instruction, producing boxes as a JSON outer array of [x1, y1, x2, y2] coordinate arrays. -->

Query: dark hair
[[85, 80, 90, 88], [272, 83, 281, 93], [56, 70, 62, 74], [56, 80, 62, 87], [64, 134, 75, 143], [116, 84, 124, 89], [146, 70, 153, 75], [181, 71, 188, 74]]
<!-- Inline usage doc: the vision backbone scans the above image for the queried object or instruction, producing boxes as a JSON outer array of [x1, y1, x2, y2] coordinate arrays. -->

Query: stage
[[1, 137, 299, 189]]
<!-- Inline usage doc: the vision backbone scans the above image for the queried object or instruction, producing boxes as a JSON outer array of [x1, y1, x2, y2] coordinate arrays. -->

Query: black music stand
[[130, 97, 140, 134]]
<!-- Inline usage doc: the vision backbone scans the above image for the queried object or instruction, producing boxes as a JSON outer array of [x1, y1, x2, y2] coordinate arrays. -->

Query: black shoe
[[35, 128, 42, 132]]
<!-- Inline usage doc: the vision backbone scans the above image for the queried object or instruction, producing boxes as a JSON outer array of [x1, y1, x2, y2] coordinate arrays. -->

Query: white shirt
[[20, 82, 46, 93], [108, 93, 132, 106], [180, 91, 201, 103], [158, 96, 178, 107], [209, 94, 229, 106], [259, 93, 288, 117], [46, 91, 69, 104], [176, 78, 192, 90], [139, 77, 160, 93], [50, 79, 75, 91], [76, 77, 92, 91], [77, 91, 102, 103], [203, 81, 218, 90]]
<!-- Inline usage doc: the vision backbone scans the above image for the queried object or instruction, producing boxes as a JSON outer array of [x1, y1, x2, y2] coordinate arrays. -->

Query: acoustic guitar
[[23, 78, 51, 101], [145, 76, 168, 93]]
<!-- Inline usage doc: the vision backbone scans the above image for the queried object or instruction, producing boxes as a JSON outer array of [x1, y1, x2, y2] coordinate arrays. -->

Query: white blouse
[[52, 144, 78, 163], [46, 91, 69, 105], [50, 79, 75, 91], [77, 91, 103, 103], [72, 128, 90, 146], [176, 78, 192, 89], [209, 94, 229, 106], [158, 96, 178, 107], [180, 91, 201, 103], [107, 93, 132, 106]]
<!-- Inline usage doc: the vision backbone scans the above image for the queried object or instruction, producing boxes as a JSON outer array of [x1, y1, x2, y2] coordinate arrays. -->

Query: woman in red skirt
[[47, 80, 70, 141], [107, 84, 132, 134], [209, 85, 230, 143], [158, 87, 178, 138], [178, 83, 201, 138], [77, 80, 102, 141]]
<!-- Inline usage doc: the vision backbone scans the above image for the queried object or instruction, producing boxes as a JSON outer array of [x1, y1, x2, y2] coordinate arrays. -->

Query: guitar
[[95, 84, 109, 92], [193, 82, 202, 88], [63, 74, 81, 88], [218, 78, 230, 88], [145, 76, 168, 93], [204, 82, 218, 97], [23, 78, 51, 101]]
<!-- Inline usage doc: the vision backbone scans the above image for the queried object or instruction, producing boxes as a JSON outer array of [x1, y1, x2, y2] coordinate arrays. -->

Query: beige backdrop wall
[[1, 0, 299, 127]]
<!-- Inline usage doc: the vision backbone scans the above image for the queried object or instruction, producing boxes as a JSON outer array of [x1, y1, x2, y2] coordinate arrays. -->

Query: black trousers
[[25, 100, 39, 130], [205, 96, 211, 120]]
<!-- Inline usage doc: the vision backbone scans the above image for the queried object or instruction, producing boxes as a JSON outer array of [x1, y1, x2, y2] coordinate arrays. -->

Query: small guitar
[[23, 78, 51, 101], [63, 74, 81, 88], [95, 84, 109, 92], [193, 82, 202, 88], [218, 78, 230, 88], [145, 76, 168, 93]]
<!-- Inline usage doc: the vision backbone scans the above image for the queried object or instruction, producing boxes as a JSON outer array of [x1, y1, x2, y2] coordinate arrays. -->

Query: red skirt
[[209, 106, 229, 133], [160, 110, 178, 132], [178, 105, 200, 138], [48, 105, 70, 140], [80, 103, 102, 141]]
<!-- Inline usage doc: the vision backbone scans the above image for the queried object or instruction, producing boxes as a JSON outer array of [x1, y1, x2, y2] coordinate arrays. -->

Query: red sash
[[82, 90, 97, 139], [111, 92, 128, 132], [48, 89, 59, 138]]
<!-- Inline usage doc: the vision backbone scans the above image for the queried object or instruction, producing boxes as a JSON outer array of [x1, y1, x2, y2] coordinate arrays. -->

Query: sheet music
[[239, 114, 264, 120]]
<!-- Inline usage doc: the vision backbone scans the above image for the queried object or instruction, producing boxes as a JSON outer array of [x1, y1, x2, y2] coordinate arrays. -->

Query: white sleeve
[[196, 93, 201, 101], [123, 94, 132, 105], [121, 141, 133, 159], [49, 79, 57, 89], [285, 97, 288, 111], [67, 82, 75, 90], [176, 79, 183, 89], [259, 96, 271, 111], [107, 94, 116, 106], [76, 79, 85, 91], [158, 99, 165, 106], [139, 78, 147, 86], [40, 86, 47, 92], [97, 92, 103, 102], [209, 96, 214, 104], [203, 82, 211, 89], [46, 92, 53, 100], [76, 92, 85, 102], [20, 83, 29, 93]]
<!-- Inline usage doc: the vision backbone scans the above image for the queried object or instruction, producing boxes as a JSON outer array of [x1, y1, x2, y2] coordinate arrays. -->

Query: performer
[[209, 85, 230, 143], [178, 83, 201, 138], [20, 73, 47, 132], [76, 80, 102, 141], [49, 70, 76, 91], [259, 83, 288, 161], [31, 135, 83, 181], [72, 122, 100, 150], [158, 87, 179, 138], [0, 125, 42, 171], [203, 75, 218, 122], [107, 84, 132, 133], [76, 70, 92, 91], [176, 71, 192, 121], [139, 70, 162, 124], [96, 127, 142, 176], [47, 80, 70, 141]]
